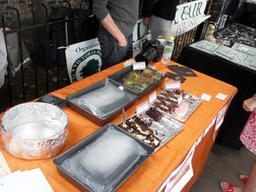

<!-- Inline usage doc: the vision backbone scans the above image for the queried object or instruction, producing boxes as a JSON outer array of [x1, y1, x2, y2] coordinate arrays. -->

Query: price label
[[133, 62, 146, 70], [165, 81, 181, 90], [149, 91, 157, 104], [216, 93, 227, 100], [201, 93, 211, 101], [136, 101, 149, 114]]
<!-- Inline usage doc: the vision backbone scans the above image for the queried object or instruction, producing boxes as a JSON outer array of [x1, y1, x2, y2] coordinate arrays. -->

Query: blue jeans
[[149, 15, 173, 41], [98, 26, 133, 70]]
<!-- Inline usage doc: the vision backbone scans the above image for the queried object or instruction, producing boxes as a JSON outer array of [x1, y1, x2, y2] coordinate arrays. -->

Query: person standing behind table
[[92, 0, 139, 70], [142, 0, 179, 41], [220, 94, 256, 192]]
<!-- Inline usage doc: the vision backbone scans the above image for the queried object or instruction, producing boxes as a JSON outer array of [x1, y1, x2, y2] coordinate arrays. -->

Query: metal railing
[[0, 3, 91, 112]]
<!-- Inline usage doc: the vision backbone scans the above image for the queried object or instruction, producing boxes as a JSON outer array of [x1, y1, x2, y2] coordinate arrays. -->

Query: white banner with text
[[170, 0, 210, 36]]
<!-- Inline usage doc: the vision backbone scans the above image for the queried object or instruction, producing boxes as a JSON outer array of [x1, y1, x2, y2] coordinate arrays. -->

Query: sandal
[[239, 174, 248, 185], [220, 181, 237, 192]]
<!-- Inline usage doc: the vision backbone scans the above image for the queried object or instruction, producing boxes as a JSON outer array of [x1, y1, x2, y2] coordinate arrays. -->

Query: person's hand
[[100, 14, 127, 47], [243, 96, 256, 112], [117, 35, 127, 47], [143, 17, 150, 25]]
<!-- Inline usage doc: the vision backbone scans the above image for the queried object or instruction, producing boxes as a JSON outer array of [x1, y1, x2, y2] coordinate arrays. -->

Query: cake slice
[[146, 107, 163, 122]]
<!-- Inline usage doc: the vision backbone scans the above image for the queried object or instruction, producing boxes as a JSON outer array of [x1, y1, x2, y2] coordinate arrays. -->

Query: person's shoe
[[220, 181, 242, 192], [239, 174, 248, 186]]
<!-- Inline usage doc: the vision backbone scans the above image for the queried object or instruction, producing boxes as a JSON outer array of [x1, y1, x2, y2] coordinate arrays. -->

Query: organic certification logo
[[71, 49, 102, 82]]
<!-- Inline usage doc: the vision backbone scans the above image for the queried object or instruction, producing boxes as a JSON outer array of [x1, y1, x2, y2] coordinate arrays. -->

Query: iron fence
[[0, 2, 92, 112]]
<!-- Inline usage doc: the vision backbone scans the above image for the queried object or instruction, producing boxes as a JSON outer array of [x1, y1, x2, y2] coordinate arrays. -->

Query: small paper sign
[[133, 62, 146, 70], [216, 93, 227, 100], [149, 91, 157, 104], [136, 101, 149, 114], [165, 81, 181, 90], [201, 93, 211, 101]]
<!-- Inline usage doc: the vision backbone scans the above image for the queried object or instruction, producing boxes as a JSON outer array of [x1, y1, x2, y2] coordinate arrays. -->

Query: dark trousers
[[98, 26, 133, 70]]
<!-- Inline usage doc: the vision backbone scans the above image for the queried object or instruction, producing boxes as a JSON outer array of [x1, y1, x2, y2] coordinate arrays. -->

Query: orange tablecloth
[[0, 61, 237, 192]]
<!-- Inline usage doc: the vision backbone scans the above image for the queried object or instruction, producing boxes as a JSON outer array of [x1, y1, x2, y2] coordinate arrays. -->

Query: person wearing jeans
[[142, 0, 179, 41], [92, 0, 139, 70]]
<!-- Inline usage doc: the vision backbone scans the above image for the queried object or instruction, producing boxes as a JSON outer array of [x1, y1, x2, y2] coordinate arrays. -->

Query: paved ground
[[190, 143, 255, 192]]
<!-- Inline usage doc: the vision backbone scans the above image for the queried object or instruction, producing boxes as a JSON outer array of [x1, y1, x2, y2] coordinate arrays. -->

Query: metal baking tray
[[153, 91, 203, 122], [117, 108, 184, 152], [66, 78, 139, 125], [53, 124, 154, 192], [108, 65, 165, 97]]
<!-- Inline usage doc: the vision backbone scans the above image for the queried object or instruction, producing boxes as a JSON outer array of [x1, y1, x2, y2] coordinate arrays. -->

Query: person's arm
[[142, 0, 158, 25], [100, 13, 127, 47], [243, 94, 256, 112], [92, 0, 127, 46], [143, 17, 150, 26]]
